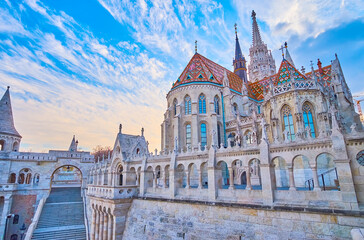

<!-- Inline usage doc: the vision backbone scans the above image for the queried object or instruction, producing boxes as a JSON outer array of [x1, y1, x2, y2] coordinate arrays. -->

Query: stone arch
[[50, 165, 82, 187], [316, 153, 339, 190], [293, 155, 312, 190], [117, 165, 123, 186], [18, 168, 32, 184], [33, 173, 40, 185], [164, 165, 170, 188], [272, 156, 289, 189], [12, 141, 19, 152], [248, 158, 261, 188], [145, 166, 154, 188], [155, 165, 162, 187], [8, 173, 16, 183], [188, 163, 198, 188], [128, 167, 137, 185], [216, 160, 229, 189], [175, 164, 186, 188], [200, 162, 208, 188], [232, 159, 244, 189]]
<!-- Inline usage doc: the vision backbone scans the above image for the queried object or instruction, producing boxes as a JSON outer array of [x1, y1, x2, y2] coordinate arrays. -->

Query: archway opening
[[51, 165, 82, 188], [0, 140, 4, 151]]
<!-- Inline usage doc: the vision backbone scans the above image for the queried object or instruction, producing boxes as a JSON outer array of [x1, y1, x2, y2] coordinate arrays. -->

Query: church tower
[[0, 87, 21, 152], [248, 10, 276, 82], [233, 24, 248, 83]]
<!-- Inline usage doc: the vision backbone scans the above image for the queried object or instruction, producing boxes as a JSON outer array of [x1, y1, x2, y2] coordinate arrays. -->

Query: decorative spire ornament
[[195, 40, 197, 53]]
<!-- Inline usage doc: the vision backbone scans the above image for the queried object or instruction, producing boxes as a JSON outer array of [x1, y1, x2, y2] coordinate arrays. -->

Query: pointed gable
[[305, 65, 332, 85], [0, 87, 21, 137], [172, 53, 243, 94], [276, 59, 307, 85]]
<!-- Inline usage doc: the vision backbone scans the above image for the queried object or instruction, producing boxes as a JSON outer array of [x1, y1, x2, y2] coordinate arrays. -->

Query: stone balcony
[[87, 185, 139, 200]]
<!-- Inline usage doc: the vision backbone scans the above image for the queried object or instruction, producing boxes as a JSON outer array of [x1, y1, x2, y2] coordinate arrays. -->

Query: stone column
[[163, 170, 168, 188], [246, 167, 252, 190], [103, 211, 108, 240], [90, 207, 96, 240], [99, 211, 104, 240], [198, 170, 203, 189], [108, 171, 113, 186], [311, 166, 321, 191], [0, 195, 12, 239], [228, 167, 235, 190], [153, 171, 157, 189], [107, 214, 113, 240], [191, 101, 200, 150], [208, 147, 217, 200], [288, 166, 296, 190], [95, 209, 100, 240], [136, 173, 139, 186], [186, 169, 190, 188]]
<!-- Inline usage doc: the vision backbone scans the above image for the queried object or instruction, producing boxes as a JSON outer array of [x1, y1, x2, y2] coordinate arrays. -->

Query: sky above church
[[1, 0, 364, 152]]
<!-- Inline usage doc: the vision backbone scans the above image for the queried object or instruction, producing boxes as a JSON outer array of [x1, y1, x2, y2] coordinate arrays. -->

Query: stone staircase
[[32, 187, 87, 240]]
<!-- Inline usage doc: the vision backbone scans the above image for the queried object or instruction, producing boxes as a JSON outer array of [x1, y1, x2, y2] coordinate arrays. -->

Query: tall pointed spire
[[0, 87, 21, 137], [251, 10, 263, 46], [69, 135, 78, 152], [233, 23, 248, 82], [248, 10, 276, 82], [284, 42, 295, 67]]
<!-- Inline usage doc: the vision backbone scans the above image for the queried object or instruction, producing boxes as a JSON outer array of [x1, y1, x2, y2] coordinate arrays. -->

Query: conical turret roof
[[0, 87, 21, 137]]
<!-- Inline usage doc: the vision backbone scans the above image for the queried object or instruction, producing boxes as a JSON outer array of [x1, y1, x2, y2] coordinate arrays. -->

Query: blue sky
[[0, 0, 363, 152]]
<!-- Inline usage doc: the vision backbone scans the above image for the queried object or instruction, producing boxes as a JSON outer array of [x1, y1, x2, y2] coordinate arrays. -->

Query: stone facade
[[87, 10, 364, 240]]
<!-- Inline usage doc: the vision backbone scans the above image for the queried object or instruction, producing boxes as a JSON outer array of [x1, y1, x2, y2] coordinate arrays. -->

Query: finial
[[195, 40, 197, 53], [284, 41, 288, 48], [119, 124, 122, 133], [301, 66, 305, 74], [335, 53, 338, 59], [310, 60, 314, 69], [7, 86, 10, 89], [251, 10, 256, 18], [234, 23, 237, 38], [279, 45, 285, 60], [141, 127, 144, 136]]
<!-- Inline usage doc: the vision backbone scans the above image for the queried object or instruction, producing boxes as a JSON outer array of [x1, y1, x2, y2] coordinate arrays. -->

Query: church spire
[[284, 42, 295, 67], [0, 87, 21, 138], [251, 10, 263, 46], [248, 10, 276, 82], [69, 135, 78, 152], [233, 23, 248, 82]]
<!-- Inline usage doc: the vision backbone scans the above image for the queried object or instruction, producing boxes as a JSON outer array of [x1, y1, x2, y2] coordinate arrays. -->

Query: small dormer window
[[136, 148, 140, 154]]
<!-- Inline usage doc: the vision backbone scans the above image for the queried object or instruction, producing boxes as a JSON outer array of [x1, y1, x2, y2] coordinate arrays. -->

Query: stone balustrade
[[87, 185, 138, 199]]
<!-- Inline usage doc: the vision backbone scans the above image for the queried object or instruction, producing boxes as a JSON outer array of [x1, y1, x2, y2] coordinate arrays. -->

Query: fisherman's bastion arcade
[[0, 10, 364, 240]]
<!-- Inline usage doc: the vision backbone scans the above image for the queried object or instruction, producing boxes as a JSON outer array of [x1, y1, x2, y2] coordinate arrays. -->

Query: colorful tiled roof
[[247, 59, 332, 101], [172, 53, 243, 94]]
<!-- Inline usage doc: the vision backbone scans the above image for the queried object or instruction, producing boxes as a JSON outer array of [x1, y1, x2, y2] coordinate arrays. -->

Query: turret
[[0, 86, 22, 152], [248, 10, 276, 82], [233, 24, 248, 83], [69, 135, 78, 152]]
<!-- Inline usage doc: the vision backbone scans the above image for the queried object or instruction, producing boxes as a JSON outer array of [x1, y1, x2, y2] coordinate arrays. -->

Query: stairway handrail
[[82, 188, 90, 240], [24, 193, 49, 240]]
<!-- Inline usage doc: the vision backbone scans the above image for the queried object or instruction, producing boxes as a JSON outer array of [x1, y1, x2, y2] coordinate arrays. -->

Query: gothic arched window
[[245, 130, 252, 145], [186, 124, 191, 149], [185, 95, 191, 115], [282, 105, 295, 141], [302, 102, 316, 138], [233, 103, 238, 115], [173, 99, 178, 115], [199, 94, 206, 114], [217, 124, 222, 147], [200, 123, 207, 150], [214, 96, 220, 115]]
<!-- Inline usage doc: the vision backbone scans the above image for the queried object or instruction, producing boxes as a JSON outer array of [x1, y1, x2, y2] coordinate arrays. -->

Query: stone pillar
[[139, 169, 146, 196], [186, 169, 190, 188], [311, 166, 321, 191], [135, 173, 139, 186], [99, 211, 104, 240], [103, 211, 108, 240], [107, 213, 113, 240], [192, 102, 198, 150], [153, 171, 157, 189], [90, 207, 96, 240], [95, 209, 100, 240], [335, 159, 359, 209], [198, 170, 203, 189], [228, 167, 235, 190], [288, 166, 296, 190], [208, 147, 217, 200], [0, 195, 12, 239], [246, 167, 252, 190], [163, 170, 168, 188]]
